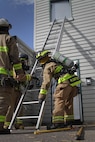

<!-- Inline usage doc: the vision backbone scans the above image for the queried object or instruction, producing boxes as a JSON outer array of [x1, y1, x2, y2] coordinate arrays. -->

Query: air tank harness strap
[[58, 73, 81, 87]]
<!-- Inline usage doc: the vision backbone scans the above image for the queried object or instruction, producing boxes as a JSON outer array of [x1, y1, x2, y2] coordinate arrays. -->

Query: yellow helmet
[[36, 50, 50, 60], [36, 50, 51, 65]]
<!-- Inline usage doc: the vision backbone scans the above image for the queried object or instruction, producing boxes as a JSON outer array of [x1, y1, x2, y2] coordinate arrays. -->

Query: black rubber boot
[[64, 121, 73, 128], [0, 129, 11, 134], [47, 123, 65, 130], [14, 123, 24, 130]]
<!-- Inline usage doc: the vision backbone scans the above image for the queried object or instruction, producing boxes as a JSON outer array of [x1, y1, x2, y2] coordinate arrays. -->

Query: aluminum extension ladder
[[8, 18, 66, 130]]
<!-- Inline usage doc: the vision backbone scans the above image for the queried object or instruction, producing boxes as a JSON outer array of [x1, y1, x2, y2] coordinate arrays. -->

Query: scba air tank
[[52, 51, 74, 68]]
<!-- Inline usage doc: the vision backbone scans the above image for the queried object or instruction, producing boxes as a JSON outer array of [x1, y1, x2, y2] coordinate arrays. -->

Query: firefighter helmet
[[36, 50, 51, 65], [0, 18, 12, 29], [36, 50, 51, 60], [19, 53, 29, 71], [19, 53, 28, 61]]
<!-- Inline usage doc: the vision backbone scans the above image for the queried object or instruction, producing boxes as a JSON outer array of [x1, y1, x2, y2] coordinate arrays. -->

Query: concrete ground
[[0, 125, 95, 142]]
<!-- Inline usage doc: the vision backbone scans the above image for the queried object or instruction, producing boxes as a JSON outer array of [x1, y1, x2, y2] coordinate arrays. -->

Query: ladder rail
[[35, 101, 46, 130], [30, 59, 38, 75], [42, 19, 56, 51], [54, 17, 66, 53]]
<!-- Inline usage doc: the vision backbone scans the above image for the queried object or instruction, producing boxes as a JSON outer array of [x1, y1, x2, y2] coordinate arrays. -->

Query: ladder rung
[[17, 116, 39, 119], [27, 89, 40, 92], [45, 46, 56, 50], [23, 101, 39, 105], [36, 67, 42, 70]]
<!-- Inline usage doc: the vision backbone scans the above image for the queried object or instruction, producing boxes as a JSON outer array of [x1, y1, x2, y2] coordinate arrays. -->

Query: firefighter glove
[[14, 74, 32, 82], [15, 74, 27, 82], [38, 94, 46, 104]]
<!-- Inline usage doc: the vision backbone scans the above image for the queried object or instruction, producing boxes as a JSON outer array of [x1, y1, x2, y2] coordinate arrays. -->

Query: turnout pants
[[4, 89, 23, 128], [0, 86, 14, 130], [52, 83, 78, 124]]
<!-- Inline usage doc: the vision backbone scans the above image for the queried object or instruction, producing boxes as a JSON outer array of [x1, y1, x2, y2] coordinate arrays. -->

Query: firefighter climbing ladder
[[8, 17, 66, 130]]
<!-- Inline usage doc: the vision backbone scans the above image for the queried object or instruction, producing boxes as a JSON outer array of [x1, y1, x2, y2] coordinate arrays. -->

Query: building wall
[[34, 0, 95, 123]]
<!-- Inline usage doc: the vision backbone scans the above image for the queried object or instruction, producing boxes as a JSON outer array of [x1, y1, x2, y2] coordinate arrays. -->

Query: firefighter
[[14, 53, 30, 129], [19, 53, 30, 71], [4, 53, 31, 130], [0, 18, 26, 134], [36, 50, 81, 129]]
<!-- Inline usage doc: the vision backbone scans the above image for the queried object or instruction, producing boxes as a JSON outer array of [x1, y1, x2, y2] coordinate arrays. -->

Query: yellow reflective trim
[[0, 46, 9, 52], [20, 58, 26, 61], [0, 67, 8, 75], [16, 119, 23, 124], [13, 63, 22, 70], [58, 73, 74, 83], [36, 50, 49, 58], [69, 76, 79, 82], [54, 65, 63, 74], [58, 73, 81, 86], [53, 116, 64, 119], [0, 115, 5, 122], [9, 70, 13, 76], [40, 89, 47, 95], [70, 80, 81, 86], [41, 50, 49, 56], [4, 121, 10, 126], [26, 74, 31, 81], [64, 115, 74, 121], [52, 116, 64, 122]]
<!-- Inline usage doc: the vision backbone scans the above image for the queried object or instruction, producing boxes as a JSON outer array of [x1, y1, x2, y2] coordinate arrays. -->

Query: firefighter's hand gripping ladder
[[8, 17, 66, 130]]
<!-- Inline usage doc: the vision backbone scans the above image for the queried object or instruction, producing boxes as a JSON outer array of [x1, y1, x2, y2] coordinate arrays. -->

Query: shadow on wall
[[64, 21, 95, 70]]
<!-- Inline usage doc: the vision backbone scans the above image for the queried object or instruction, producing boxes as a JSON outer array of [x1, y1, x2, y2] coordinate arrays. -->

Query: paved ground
[[0, 125, 95, 142]]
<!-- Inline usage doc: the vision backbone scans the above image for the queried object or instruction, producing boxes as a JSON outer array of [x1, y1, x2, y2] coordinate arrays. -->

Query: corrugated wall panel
[[34, 0, 50, 51], [62, 0, 95, 122]]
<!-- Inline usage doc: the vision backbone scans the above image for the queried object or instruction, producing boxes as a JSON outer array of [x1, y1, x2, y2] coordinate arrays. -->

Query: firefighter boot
[[14, 119, 24, 129], [1, 124, 10, 135], [3, 123, 9, 129], [64, 121, 73, 128], [14, 123, 24, 129], [47, 123, 65, 130], [0, 122, 10, 134], [0, 129, 11, 134]]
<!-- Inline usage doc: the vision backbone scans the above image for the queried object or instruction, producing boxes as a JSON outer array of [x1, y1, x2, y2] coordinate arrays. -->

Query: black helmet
[[19, 53, 29, 71], [19, 53, 28, 61], [0, 18, 12, 29]]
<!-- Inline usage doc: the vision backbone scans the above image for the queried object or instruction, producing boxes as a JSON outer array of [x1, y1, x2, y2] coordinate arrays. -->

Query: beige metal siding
[[34, 0, 95, 123]]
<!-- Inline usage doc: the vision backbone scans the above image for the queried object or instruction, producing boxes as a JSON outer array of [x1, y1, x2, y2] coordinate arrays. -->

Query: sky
[[0, 0, 34, 49]]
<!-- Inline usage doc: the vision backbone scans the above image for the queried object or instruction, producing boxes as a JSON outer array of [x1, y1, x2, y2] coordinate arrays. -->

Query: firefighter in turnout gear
[[0, 18, 26, 134], [4, 53, 32, 130], [36, 50, 81, 129]]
